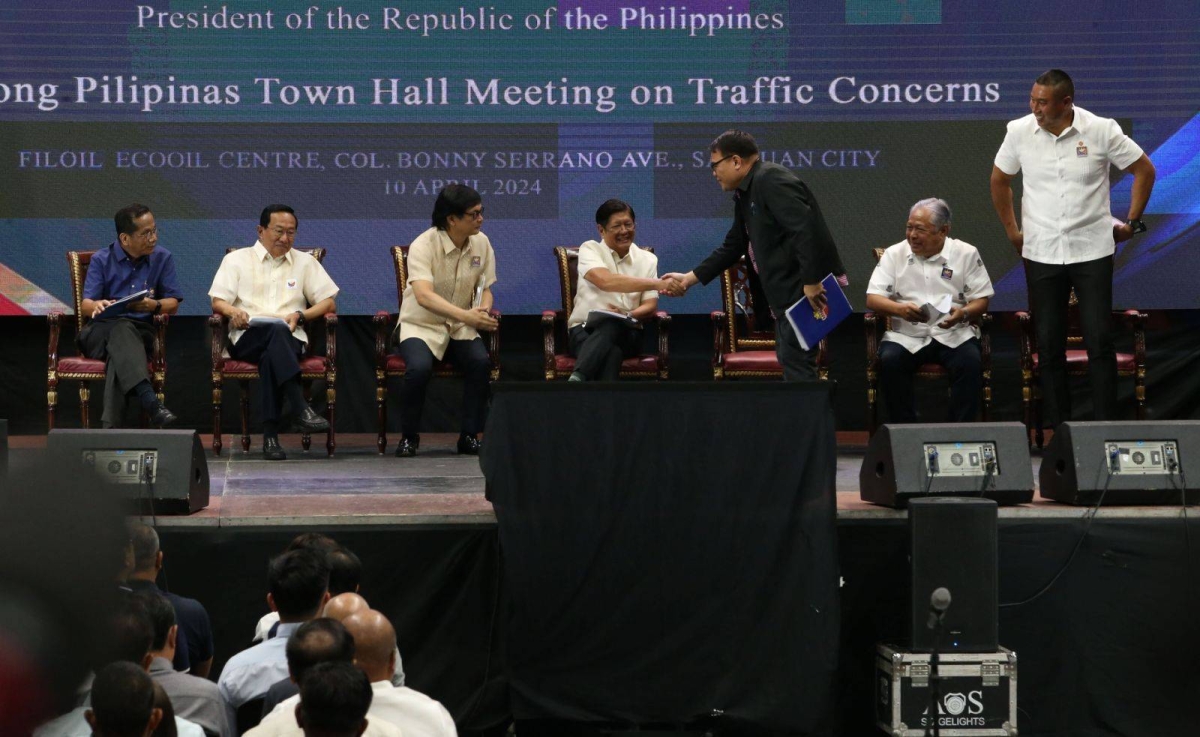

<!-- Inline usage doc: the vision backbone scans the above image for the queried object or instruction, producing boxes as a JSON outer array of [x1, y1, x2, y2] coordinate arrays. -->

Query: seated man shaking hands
[[566, 199, 683, 382], [865, 198, 994, 423], [209, 205, 338, 460]]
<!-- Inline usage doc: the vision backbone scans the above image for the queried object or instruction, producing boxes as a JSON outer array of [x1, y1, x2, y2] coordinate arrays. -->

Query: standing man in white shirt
[[866, 199, 994, 423], [990, 69, 1156, 425], [566, 199, 682, 382], [209, 205, 339, 460]]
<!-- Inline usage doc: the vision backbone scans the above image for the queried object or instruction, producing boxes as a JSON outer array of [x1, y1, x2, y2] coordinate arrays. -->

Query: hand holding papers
[[586, 309, 640, 329], [248, 315, 286, 327], [918, 295, 953, 327], [93, 289, 150, 319]]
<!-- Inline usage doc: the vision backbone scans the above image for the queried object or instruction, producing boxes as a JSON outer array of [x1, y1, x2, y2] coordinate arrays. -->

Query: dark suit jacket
[[261, 677, 299, 719], [693, 160, 845, 311]]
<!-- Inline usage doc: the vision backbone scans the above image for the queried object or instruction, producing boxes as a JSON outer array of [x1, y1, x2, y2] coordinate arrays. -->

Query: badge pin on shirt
[[940, 267, 953, 280], [286, 278, 297, 289], [1076, 141, 1088, 157], [471, 256, 481, 267]]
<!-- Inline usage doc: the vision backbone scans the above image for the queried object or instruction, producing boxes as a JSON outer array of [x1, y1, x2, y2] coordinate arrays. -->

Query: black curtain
[[483, 383, 841, 734]]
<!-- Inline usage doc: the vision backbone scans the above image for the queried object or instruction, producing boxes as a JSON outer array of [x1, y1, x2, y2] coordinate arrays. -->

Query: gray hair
[[128, 521, 160, 571], [909, 198, 952, 230]]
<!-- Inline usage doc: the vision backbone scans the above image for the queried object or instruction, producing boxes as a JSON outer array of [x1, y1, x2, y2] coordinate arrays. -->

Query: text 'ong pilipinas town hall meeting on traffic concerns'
[[3, 3, 1200, 737]]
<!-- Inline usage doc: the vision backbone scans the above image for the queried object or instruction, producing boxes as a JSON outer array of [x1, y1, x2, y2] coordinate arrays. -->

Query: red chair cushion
[[553, 354, 660, 374], [383, 354, 459, 375], [223, 356, 329, 374], [1031, 350, 1136, 372], [57, 356, 108, 375], [914, 363, 948, 376], [722, 350, 783, 373]]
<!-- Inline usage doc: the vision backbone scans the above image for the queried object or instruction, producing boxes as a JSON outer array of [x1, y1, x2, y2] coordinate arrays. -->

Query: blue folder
[[784, 274, 851, 350]]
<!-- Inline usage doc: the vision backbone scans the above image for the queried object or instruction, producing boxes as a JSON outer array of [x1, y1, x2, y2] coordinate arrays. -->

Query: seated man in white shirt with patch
[[209, 204, 339, 461], [566, 199, 682, 382], [865, 198, 995, 423]]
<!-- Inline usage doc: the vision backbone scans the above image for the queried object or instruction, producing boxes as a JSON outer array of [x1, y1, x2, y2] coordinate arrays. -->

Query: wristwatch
[[294, 310, 306, 325], [152, 300, 162, 315], [1125, 218, 1147, 235]]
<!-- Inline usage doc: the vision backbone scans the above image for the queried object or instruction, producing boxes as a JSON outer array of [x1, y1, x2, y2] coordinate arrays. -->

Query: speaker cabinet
[[909, 497, 998, 653], [1040, 421, 1200, 505], [860, 423, 1034, 508], [46, 429, 209, 514]]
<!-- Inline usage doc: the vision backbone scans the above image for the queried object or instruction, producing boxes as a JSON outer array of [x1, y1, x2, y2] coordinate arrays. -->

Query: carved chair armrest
[[208, 313, 227, 371], [1015, 311, 1035, 370], [486, 311, 501, 376], [322, 313, 338, 368], [151, 314, 170, 368], [977, 312, 993, 368], [47, 311, 63, 371], [710, 310, 727, 369], [655, 311, 671, 376], [541, 310, 559, 375], [373, 311, 395, 368], [864, 312, 881, 372], [1122, 309, 1148, 365]]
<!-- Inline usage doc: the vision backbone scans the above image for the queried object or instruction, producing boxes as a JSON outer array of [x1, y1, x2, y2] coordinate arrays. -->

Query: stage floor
[[8, 433, 1194, 527]]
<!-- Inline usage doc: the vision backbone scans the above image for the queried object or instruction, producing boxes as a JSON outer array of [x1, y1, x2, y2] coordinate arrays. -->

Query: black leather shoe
[[394, 435, 419, 458], [456, 434, 482, 455], [295, 406, 330, 433], [263, 436, 287, 461], [150, 403, 177, 428]]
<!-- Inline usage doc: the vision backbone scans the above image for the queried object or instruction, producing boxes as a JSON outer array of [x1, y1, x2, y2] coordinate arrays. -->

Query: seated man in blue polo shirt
[[79, 203, 182, 428]]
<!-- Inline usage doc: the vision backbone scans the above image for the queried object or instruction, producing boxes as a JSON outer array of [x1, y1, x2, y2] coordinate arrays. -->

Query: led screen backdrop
[[1, 0, 1197, 315]]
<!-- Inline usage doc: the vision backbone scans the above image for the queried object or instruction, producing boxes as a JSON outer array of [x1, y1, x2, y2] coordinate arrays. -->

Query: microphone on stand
[[926, 587, 951, 630]]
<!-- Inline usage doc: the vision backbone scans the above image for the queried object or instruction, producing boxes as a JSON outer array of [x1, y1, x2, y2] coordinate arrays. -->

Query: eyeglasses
[[269, 227, 298, 238], [134, 228, 158, 240], [709, 155, 734, 171], [604, 221, 636, 232], [462, 207, 485, 220]]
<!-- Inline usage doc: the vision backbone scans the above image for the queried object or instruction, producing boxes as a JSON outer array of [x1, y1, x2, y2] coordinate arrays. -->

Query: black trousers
[[879, 338, 982, 423], [78, 318, 155, 428], [773, 314, 819, 382], [1025, 255, 1116, 424], [568, 320, 642, 381], [397, 337, 490, 436], [229, 323, 305, 425]]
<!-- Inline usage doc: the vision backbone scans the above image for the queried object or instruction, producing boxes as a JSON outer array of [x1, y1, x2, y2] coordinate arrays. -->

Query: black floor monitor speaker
[[1040, 421, 1200, 505], [860, 423, 1034, 508], [46, 429, 209, 514], [909, 497, 998, 653]]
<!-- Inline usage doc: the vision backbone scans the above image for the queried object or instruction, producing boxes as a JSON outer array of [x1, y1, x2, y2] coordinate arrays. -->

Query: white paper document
[[919, 295, 953, 327]]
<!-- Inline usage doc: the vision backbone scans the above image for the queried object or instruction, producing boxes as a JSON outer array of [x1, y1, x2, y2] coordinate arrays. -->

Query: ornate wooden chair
[[710, 256, 829, 380], [373, 246, 501, 454], [47, 251, 168, 428], [209, 247, 337, 456], [541, 246, 670, 380], [863, 247, 993, 435], [1017, 288, 1147, 448]]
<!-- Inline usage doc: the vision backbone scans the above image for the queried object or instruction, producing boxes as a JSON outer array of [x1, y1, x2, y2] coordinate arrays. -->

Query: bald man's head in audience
[[341, 610, 397, 684], [322, 592, 368, 621]]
